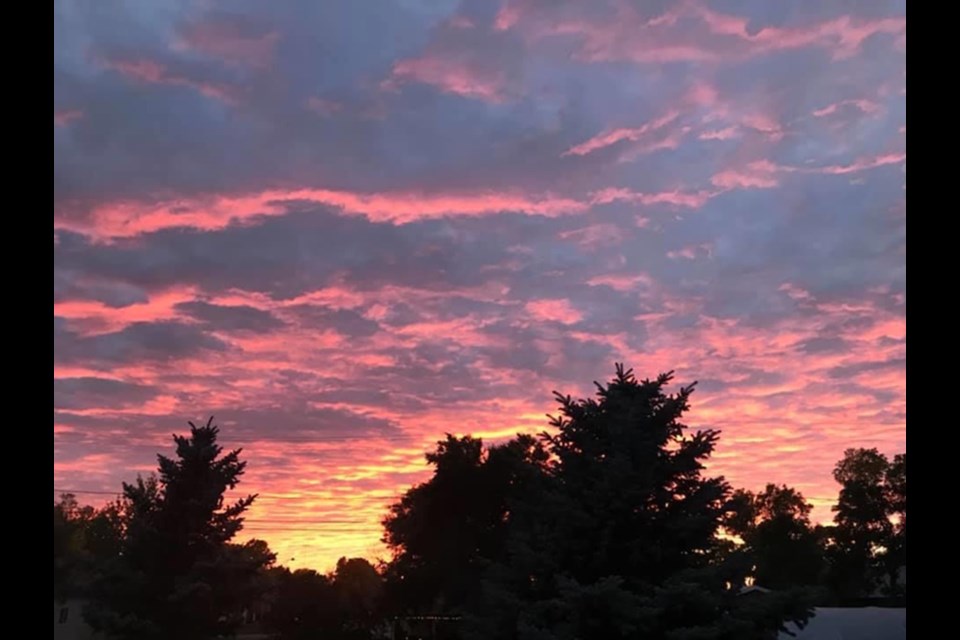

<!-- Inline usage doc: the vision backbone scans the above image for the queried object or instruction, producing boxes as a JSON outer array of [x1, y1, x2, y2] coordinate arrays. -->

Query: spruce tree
[[466, 365, 812, 640], [84, 417, 274, 639]]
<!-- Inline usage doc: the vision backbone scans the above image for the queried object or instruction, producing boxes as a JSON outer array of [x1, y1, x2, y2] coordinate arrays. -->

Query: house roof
[[779, 607, 906, 640]]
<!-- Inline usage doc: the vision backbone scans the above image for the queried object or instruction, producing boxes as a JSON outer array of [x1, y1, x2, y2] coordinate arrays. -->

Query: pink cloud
[[494, 3, 521, 31], [812, 99, 881, 117], [394, 316, 502, 349], [694, 6, 906, 60], [558, 223, 624, 250], [740, 113, 784, 141], [386, 55, 509, 103], [686, 81, 720, 108], [102, 57, 238, 104], [810, 153, 906, 175], [60, 183, 724, 241], [564, 112, 679, 156], [500, 1, 905, 64], [710, 153, 906, 185], [524, 299, 583, 325], [590, 187, 714, 209], [57, 188, 590, 239], [711, 160, 780, 190], [54, 286, 199, 335], [699, 126, 739, 141], [586, 273, 655, 292], [667, 243, 713, 260], [779, 283, 814, 302]]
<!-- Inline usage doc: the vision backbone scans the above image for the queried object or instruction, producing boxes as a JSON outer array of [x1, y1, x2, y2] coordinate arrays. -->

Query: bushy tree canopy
[[823, 448, 906, 598], [723, 484, 825, 590], [383, 433, 548, 614], [54, 493, 124, 598]]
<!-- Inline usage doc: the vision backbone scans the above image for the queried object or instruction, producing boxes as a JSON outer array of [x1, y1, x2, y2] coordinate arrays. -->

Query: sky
[[54, 0, 906, 571]]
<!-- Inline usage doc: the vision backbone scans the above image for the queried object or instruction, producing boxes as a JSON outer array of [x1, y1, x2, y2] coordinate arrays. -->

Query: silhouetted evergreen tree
[[463, 365, 812, 640], [83, 417, 275, 639]]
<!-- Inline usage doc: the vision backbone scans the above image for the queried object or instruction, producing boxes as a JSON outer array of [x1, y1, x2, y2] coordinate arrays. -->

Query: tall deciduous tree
[[723, 484, 826, 590], [264, 567, 338, 640], [333, 557, 385, 638], [824, 448, 905, 598], [883, 453, 906, 590], [84, 417, 275, 639], [383, 433, 548, 615]]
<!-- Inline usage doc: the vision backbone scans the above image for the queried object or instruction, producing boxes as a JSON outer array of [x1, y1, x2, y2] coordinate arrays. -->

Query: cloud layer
[[54, 0, 906, 570]]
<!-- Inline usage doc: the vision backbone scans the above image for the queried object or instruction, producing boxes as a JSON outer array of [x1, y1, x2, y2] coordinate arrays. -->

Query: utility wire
[[55, 487, 836, 502], [53, 487, 392, 500]]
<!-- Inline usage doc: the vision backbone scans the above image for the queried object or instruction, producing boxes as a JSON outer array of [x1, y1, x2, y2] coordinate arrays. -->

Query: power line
[[53, 487, 391, 500], [53, 488, 390, 528], [52, 432, 528, 444], [55, 487, 837, 503], [52, 431, 511, 441], [54, 488, 121, 496]]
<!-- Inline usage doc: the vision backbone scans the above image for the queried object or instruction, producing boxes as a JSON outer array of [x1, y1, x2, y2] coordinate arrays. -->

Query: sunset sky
[[54, 0, 906, 571]]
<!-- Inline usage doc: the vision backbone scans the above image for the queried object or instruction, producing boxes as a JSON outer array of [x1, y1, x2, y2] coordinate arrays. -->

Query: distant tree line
[[54, 365, 905, 639]]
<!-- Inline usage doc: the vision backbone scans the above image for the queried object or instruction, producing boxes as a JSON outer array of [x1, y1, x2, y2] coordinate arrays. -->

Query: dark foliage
[[82, 417, 275, 640], [383, 433, 549, 615], [822, 448, 906, 599], [264, 557, 385, 640], [54, 493, 124, 598], [722, 484, 826, 590], [386, 365, 814, 639]]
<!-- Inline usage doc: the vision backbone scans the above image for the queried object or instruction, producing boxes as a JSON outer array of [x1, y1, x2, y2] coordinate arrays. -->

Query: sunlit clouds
[[54, 0, 905, 571]]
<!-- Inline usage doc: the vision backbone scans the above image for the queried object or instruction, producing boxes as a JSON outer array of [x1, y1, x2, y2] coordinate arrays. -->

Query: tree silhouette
[[883, 453, 906, 592], [264, 558, 385, 640], [333, 557, 385, 638], [723, 484, 826, 590], [54, 493, 124, 599], [823, 448, 905, 598], [437, 365, 811, 639], [265, 567, 338, 640], [383, 433, 548, 616], [83, 417, 275, 639]]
